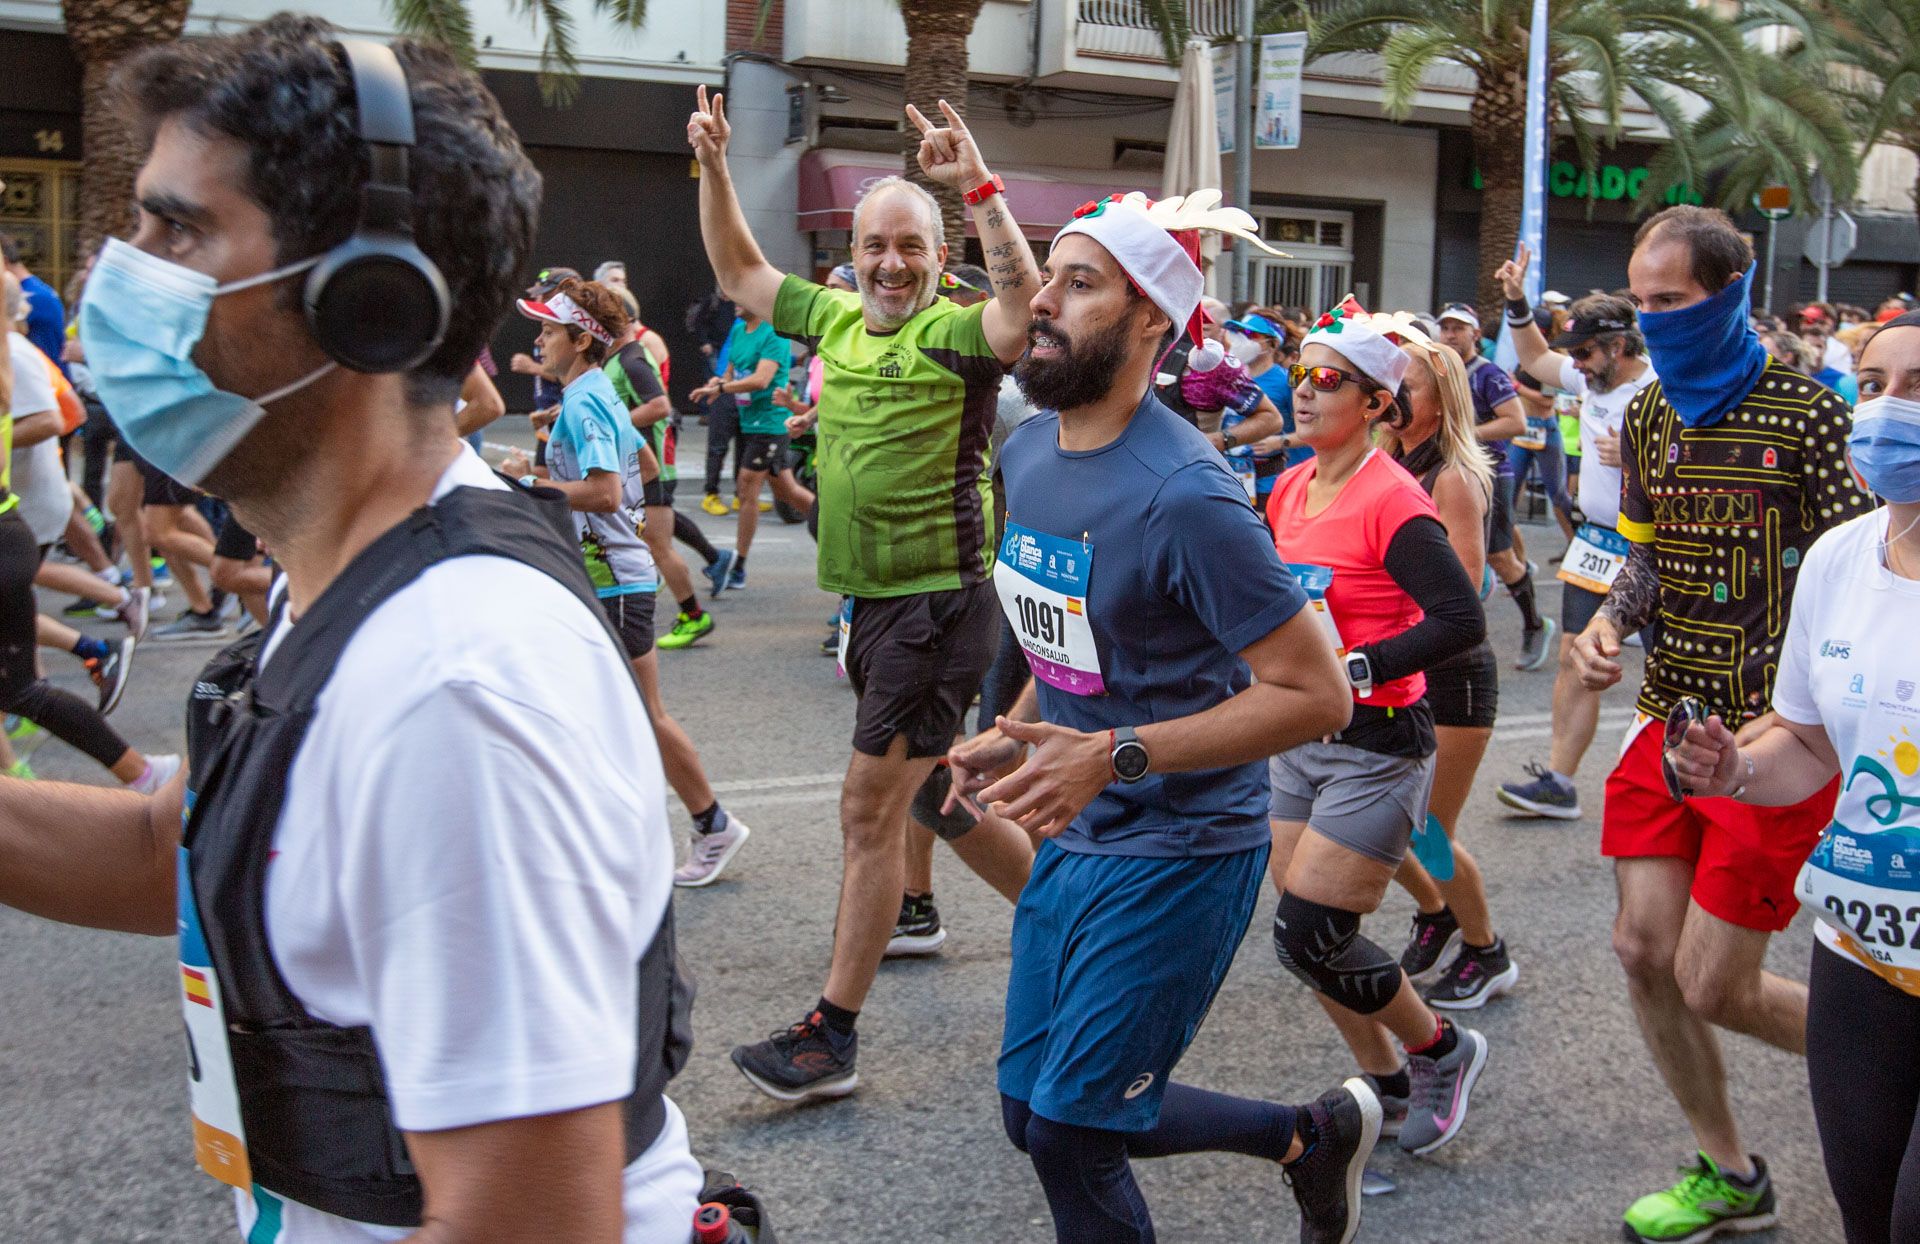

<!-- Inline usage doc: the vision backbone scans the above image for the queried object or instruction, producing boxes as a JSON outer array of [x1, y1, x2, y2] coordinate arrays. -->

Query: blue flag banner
[[1496, 0, 1550, 371]]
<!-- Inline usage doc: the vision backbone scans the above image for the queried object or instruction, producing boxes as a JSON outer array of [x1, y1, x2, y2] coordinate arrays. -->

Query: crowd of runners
[[2, 15, 1919, 1244]]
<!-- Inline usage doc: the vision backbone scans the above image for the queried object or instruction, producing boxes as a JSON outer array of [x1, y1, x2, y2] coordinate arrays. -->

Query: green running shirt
[[773, 274, 1004, 598]]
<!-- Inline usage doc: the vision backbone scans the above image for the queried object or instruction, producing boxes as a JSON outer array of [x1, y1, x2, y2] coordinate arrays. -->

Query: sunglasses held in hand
[[1661, 697, 1709, 802]]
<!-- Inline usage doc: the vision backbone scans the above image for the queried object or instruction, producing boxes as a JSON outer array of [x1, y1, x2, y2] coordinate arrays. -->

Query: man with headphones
[[0, 16, 702, 1242]]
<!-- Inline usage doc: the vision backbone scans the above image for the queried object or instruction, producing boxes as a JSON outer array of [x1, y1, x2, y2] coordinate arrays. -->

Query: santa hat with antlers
[[1052, 190, 1287, 368]]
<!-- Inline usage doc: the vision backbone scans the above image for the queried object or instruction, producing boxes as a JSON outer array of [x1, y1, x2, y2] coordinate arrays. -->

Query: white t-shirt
[[1553, 355, 1659, 530], [1773, 507, 1920, 990], [1823, 334, 1854, 377], [230, 444, 700, 1242], [4, 334, 70, 543]]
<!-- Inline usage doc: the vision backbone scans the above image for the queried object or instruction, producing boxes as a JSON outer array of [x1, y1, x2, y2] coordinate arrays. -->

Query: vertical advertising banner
[[1214, 44, 1237, 155], [1255, 32, 1307, 150]]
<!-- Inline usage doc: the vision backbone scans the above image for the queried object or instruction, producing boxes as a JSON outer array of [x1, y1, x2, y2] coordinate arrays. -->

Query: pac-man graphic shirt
[[1619, 357, 1871, 726]]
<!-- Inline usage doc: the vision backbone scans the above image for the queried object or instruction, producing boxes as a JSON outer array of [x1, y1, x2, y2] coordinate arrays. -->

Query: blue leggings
[[1506, 425, 1574, 519], [1002, 1088, 1297, 1244]]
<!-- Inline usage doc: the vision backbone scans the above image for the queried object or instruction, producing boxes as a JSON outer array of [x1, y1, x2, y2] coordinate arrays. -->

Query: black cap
[[526, 266, 580, 299], [1552, 312, 1635, 349]]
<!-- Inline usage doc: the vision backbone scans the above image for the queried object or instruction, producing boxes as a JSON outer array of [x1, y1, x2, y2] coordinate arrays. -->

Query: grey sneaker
[[1497, 762, 1582, 820], [1425, 940, 1520, 1011], [86, 635, 137, 716], [885, 892, 947, 957], [1517, 618, 1558, 671], [1399, 1025, 1488, 1156], [1400, 907, 1461, 984], [673, 816, 751, 887], [108, 585, 151, 640], [149, 609, 230, 643]]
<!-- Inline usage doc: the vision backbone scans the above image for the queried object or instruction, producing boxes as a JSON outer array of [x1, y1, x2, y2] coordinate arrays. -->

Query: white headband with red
[[516, 291, 615, 347]]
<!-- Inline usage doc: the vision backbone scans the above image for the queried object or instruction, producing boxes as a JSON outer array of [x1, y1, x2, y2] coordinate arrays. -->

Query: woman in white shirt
[[1668, 311, 1920, 1244]]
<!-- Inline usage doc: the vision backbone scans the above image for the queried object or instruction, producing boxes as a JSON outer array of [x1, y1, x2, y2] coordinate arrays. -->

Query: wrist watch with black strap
[[1109, 726, 1149, 783]]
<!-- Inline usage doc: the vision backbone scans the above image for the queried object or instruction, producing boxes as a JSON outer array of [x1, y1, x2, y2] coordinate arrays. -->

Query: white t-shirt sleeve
[[331, 677, 650, 1133], [6, 336, 56, 417], [1771, 532, 1829, 728], [1554, 355, 1587, 397]]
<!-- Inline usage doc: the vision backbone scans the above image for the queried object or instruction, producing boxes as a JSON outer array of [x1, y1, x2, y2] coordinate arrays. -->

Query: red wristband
[[963, 174, 1005, 207]]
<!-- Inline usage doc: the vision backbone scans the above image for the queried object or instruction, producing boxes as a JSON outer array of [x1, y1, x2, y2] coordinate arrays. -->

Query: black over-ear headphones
[[302, 38, 451, 374]]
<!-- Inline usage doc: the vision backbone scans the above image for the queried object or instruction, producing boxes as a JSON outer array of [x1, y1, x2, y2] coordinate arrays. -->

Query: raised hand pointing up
[[688, 84, 730, 170], [905, 99, 989, 191]]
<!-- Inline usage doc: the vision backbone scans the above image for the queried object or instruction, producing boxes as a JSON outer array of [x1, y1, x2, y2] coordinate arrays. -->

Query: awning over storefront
[[797, 148, 1161, 242]]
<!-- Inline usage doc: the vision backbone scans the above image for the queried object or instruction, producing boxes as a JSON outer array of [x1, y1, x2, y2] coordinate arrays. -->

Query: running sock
[[1291, 1110, 1320, 1163], [677, 594, 705, 621], [1548, 768, 1575, 790], [815, 996, 858, 1036], [71, 635, 111, 662], [1407, 1015, 1459, 1061], [1462, 937, 1501, 954], [1369, 1067, 1411, 1100], [1122, 1082, 1298, 1163], [691, 802, 730, 836], [733, 554, 747, 573], [1503, 568, 1544, 631]]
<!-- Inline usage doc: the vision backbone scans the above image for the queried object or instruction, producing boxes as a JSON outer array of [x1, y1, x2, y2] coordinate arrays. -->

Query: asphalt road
[[0, 419, 1843, 1243]]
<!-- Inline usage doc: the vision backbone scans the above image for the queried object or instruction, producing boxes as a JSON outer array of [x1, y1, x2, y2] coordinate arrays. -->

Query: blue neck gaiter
[[1638, 262, 1770, 429]]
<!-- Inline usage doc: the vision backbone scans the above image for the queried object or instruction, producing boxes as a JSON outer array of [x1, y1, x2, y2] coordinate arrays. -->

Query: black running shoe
[[1284, 1077, 1382, 1244], [1399, 906, 1461, 984], [1425, 939, 1520, 1011], [885, 892, 947, 958], [731, 1010, 859, 1103]]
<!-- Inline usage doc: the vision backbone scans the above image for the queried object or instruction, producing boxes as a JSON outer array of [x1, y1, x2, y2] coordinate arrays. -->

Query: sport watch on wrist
[[962, 173, 1006, 207], [1110, 726, 1150, 783], [1344, 651, 1375, 699]]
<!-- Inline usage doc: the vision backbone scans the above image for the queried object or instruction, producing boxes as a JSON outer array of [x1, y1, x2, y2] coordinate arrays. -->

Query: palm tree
[[1148, 0, 1857, 315], [62, 0, 191, 260], [1814, 0, 1920, 240], [388, 0, 649, 103]]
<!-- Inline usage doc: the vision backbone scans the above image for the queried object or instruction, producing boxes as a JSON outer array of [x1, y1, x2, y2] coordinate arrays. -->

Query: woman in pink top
[[1263, 299, 1490, 1158]]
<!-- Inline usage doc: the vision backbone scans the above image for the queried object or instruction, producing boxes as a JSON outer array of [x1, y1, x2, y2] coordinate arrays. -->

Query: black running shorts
[[739, 433, 788, 475], [642, 477, 678, 509], [845, 583, 998, 759], [599, 591, 656, 660]]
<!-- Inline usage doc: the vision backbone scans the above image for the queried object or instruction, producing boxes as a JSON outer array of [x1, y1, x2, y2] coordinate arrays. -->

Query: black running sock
[[691, 803, 729, 836], [1123, 1082, 1298, 1163], [1504, 570, 1544, 631], [815, 997, 858, 1036], [1462, 937, 1499, 954], [734, 554, 747, 573], [71, 634, 111, 661], [1371, 1067, 1411, 1100], [677, 594, 705, 620], [1291, 1109, 1320, 1162], [1411, 1017, 1459, 1061]]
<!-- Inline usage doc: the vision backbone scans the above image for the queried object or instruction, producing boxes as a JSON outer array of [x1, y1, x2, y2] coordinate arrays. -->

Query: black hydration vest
[[180, 480, 692, 1227]]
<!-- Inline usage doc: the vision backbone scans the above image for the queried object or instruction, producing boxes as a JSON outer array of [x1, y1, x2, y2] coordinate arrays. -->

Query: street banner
[[1215, 45, 1236, 155], [1496, 0, 1550, 370], [1254, 32, 1307, 150]]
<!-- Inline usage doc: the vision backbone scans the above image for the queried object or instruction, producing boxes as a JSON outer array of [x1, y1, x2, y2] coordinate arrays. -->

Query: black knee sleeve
[[1272, 890, 1402, 1016], [911, 764, 975, 841]]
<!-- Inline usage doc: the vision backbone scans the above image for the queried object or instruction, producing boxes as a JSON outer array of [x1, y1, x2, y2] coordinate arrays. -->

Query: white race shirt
[[1553, 355, 1658, 530], [3, 334, 71, 544], [232, 444, 700, 1242], [1773, 508, 1920, 991]]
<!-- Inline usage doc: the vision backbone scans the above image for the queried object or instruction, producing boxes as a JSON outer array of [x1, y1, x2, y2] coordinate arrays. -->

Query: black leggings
[[672, 510, 719, 567], [0, 509, 128, 769], [1809, 944, 1920, 1244]]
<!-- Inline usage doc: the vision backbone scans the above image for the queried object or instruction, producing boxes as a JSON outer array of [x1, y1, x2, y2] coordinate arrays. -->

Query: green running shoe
[[1623, 1153, 1776, 1243], [657, 610, 715, 650], [6, 759, 36, 781]]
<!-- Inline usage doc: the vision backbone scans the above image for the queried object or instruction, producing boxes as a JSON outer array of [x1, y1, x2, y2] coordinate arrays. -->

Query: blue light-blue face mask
[[1850, 395, 1920, 505], [77, 238, 333, 487]]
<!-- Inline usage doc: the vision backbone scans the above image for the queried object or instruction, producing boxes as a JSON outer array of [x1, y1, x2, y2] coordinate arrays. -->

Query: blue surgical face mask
[[1849, 395, 1920, 505], [77, 238, 332, 487], [1636, 261, 1769, 429]]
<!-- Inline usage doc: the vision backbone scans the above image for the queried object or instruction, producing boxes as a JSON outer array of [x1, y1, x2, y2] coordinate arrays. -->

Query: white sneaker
[[130, 753, 182, 795], [108, 585, 151, 640], [673, 817, 751, 887]]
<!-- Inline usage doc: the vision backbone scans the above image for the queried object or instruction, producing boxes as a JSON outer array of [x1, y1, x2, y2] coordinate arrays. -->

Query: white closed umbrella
[[1163, 38, 1226, 291]]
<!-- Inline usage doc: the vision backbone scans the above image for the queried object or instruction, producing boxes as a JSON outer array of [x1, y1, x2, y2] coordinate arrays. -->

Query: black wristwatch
[[1110, 726, 1150, 783]]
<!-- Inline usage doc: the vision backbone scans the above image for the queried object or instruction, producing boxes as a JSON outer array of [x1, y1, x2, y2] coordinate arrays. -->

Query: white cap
[[1053, 198, 1204, 351], [1302, 295, 1410, 392], [1541, 289, 1571, 306]]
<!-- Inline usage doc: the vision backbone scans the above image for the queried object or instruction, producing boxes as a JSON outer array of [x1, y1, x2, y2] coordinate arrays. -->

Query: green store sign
[[1471, 163, 1704, 205]]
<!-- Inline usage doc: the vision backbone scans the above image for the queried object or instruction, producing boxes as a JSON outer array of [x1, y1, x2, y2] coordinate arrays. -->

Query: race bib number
[[1800, 821, 1920, 983], [1285, 562, 1345, 655], [1512, 416, 1550, 452], [995, 522, 1105, 696], [835, 598, 853, 679], [1229, 454, 1257, 500], [177, 846, 252, 1191], [1557, 523, 1629, 594]]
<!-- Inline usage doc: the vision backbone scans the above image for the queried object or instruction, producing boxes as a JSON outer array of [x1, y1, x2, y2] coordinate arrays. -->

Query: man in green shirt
[[690, 86, 1040, 1101], [688, 309, 807, 591]]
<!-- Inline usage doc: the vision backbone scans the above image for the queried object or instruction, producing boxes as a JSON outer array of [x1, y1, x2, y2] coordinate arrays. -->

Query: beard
[[858, 265, 939, 331], [1013, 315, 1135, 413]]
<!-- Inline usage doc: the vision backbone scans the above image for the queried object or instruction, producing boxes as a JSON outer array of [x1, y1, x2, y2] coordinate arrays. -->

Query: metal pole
[[1818, 184, 1834, 303], [1231, 0, 1255, 304], [1763, 214, 1777, 313]]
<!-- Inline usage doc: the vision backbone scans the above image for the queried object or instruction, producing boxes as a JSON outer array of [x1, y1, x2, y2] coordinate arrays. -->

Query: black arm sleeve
[[1358, 515, 1488, 684]]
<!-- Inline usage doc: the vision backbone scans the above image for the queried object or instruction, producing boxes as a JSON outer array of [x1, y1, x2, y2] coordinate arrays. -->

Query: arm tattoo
[[988, 241, 1016, 259], [984, 206, 1006, 230], [1598, 542, 1660, 634]]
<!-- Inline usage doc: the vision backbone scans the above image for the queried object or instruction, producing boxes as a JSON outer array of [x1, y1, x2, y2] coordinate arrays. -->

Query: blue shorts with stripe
[[997, 839, 1269, 1131]]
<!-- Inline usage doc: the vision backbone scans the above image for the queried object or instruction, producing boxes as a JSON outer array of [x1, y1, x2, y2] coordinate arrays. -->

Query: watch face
[[1114, 742, 1150, 781], [1345, 655, 1370, 683]]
